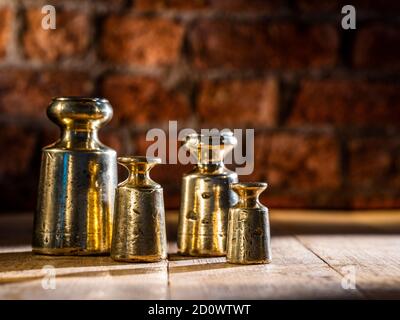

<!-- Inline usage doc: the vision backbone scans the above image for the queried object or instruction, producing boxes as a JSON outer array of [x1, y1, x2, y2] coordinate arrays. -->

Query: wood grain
[[297, 235, 400, 299], [0, 248, 168, 299], [0, 211, 399, 299], [168, 237, 363, 299]]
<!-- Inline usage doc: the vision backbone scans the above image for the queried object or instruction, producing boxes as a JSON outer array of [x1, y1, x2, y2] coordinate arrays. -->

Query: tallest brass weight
[[33, 97, 117, 255]]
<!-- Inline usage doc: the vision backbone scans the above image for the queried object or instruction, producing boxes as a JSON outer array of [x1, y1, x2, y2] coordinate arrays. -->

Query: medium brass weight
[[177, 131, 239, 256], [33, 97, 117, 255]]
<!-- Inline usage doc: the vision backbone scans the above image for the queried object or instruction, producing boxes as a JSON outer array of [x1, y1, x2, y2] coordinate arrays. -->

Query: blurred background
[[0, 0, 399, 213]]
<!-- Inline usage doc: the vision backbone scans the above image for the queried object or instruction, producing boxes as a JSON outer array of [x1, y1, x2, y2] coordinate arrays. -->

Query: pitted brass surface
[[111, 156, 167, 263], [33, 97, 117, 255], [177, 131, 238, 257], [227, 182, 271, 264]]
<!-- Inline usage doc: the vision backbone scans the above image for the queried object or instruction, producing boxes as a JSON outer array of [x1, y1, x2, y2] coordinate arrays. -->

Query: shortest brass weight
[[226, 182, 271, 265], [111, 156, 167, 263]]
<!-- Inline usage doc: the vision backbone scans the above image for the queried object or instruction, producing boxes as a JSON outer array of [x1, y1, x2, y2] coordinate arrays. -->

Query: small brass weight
[[226, 182, 272, 264], [111, 156, 167, 262], [33, 97, 117, 255]]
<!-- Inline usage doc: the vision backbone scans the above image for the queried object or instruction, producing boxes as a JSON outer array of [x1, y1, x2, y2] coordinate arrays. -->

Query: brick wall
[[0, 0, 399, 212]]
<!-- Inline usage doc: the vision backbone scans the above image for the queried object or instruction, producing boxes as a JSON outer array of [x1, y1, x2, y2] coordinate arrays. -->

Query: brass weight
[[177, 131, 238, 257], [226, 182, 272, 264], [33, 97, 117, 255], [111, 156, 167, 262]]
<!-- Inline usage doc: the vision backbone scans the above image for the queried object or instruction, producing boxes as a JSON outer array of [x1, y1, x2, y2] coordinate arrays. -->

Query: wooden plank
[[168, 237, 363, 299], [0, 265, 168, 300], [297, 235, 400, 299], [1, 212, 400, 299], [0, 250, 168, 299]]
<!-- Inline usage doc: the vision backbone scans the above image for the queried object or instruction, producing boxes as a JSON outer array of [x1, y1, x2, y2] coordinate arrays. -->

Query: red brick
[[239, 132, 271, 182], [197, 78, 279, 127], [0, 125, 36, 176], [297, 0, 400, 13], [266, 132, 341, 190], [241, 131, 340, 191], [101, 74, 191, 126], [348, 137, 400, 189], [289, 80, 400, 126], [208, 0, 282, 12], [259, 191, 348, 209], [350, 0, 400, 13], [135, 0, 281, 12], [259, 192, 310, 209], [23, 9, 90, 61], [135, 0, 208, 10], [296, 0, 339, 13], [100, 16, 184, 67], [98, 130, 129, 155], [0, 69, 93, 120], [189, 21, 338, 70], [353, 25, 400, 70], [0, 8, 12, 58], [239, 131, 342, 207], [352, 192, 400, 209], [60, 0, 126, 5]]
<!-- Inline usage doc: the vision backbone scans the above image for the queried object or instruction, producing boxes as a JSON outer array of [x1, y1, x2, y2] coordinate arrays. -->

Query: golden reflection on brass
[[33, 97, 117, 255], [111, 156, 167, 263], [226, 182, 271, 264], [177, 131, 238, 257]]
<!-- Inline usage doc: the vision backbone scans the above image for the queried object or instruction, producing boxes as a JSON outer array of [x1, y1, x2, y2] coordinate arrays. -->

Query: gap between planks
[[295, 234, 400, 299], [293, 235, 368, 299]]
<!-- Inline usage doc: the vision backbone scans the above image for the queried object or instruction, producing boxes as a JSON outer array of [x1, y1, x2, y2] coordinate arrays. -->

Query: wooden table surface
[[0, 210, 400, 299]]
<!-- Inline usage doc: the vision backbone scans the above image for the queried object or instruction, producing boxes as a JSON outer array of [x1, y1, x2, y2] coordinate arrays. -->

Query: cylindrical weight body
[[178, 169, 238, 256], [111, 186, 167, 262], [226, 207, 271, 264], [33, 150, 116, 255]]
